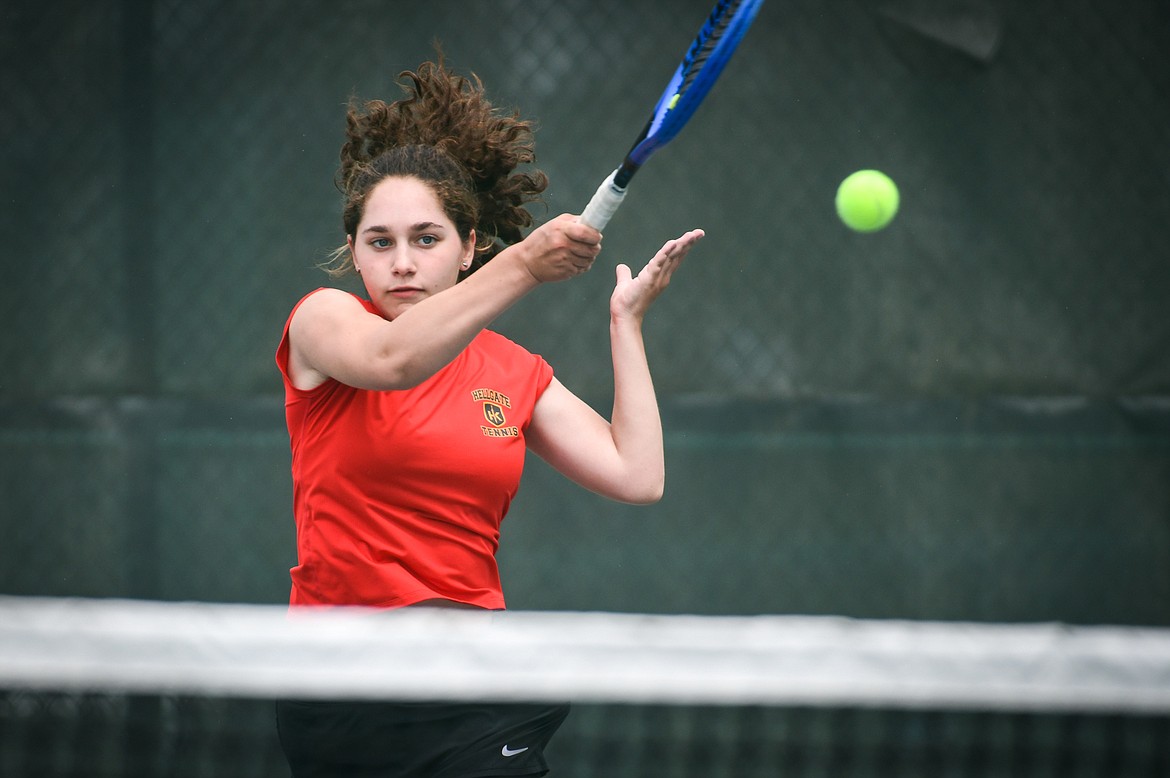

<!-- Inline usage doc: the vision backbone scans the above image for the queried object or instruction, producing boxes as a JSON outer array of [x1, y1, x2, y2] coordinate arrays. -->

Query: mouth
[[388, 286, 424, 299]]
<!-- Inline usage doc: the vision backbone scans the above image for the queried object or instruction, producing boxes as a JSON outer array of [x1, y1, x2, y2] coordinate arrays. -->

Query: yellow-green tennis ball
[[835, 170, 900, 232]]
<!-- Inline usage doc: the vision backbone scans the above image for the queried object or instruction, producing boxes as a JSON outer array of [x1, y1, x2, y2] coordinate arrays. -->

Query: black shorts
[[275, 699, 570, 778]]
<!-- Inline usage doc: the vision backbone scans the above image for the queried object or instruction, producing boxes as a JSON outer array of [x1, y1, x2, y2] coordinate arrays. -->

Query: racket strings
[[676, 0, 744, 99]]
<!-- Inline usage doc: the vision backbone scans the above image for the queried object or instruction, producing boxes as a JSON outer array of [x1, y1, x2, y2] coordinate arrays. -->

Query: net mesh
[[4, 694, 1168, 778], [2, 598, 1169, 777]]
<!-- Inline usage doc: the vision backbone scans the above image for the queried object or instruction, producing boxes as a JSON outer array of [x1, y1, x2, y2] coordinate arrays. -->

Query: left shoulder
[[470, 330, 552, 388], [473, 329, 531, 356]]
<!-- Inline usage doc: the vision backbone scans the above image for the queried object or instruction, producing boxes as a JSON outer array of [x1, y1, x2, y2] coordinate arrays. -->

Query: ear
[[461, 229, 476, 270], [347, 235, 359, 273]]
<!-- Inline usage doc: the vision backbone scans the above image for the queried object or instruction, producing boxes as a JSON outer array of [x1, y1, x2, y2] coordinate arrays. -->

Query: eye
[[417, 234, 438, 247], [370, 237, 391, 249]]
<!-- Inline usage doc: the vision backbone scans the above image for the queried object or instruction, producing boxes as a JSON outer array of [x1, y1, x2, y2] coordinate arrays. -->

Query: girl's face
[[349, 175, 474, 320]]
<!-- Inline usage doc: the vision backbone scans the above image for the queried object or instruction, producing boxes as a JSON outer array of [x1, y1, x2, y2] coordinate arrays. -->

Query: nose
[[389, 246, 417, 276]]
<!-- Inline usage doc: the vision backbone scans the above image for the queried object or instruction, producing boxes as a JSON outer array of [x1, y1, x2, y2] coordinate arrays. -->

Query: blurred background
[[4, 2, 1170, 774], [2, 0, 1169, 635]]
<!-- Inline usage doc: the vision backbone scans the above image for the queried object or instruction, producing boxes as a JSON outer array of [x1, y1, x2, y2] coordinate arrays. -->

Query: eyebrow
[[361, 221, 445, 235]]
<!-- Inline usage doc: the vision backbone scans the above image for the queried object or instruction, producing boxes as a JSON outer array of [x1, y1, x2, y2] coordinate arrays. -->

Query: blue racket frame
[[579, 0, 764, 229], [628, 0, 765, 175]]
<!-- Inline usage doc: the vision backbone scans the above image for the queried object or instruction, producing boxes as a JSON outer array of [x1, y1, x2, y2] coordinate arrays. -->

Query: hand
[[516, 214, 603, 283], [610, 229, 704, 323]]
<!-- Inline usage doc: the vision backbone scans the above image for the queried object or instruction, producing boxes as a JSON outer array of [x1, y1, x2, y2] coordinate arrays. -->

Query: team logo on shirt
[[472, 388, 519, 438]]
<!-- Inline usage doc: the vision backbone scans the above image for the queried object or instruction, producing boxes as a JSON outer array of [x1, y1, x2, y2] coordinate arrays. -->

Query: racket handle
[[579, 169, 628, 231]]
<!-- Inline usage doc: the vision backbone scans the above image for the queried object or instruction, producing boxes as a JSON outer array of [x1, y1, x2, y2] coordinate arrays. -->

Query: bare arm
[[288, 215, 601, 391], [526, 229, 704, 504]]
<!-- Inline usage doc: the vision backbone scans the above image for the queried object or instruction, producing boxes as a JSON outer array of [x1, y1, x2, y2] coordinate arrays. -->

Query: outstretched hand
[[611, 229, 704, 323]]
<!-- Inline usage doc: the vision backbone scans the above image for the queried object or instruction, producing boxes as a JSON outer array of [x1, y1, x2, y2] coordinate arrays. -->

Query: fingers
[[560, 213, 603, 245], [559, 215, 603, 267], [522, 214, 604, 282], [661, 229, 705, 258], [559, 215, 602, 276], [528, 216, 701, 285], [645, 228, 705, 275]]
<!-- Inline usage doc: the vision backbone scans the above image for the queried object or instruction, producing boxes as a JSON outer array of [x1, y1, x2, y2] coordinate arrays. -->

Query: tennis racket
[[579, 0, 765, 230]]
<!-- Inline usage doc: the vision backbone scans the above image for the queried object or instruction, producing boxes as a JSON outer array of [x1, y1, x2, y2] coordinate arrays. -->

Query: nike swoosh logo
[[501, 745, 529, 757]]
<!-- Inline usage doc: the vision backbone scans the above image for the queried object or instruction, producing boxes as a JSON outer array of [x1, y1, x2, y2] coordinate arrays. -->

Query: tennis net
[[2, 596, 1169, 777]]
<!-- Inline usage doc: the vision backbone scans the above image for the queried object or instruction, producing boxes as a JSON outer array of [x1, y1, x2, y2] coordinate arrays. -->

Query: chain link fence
[[2, 0, 1169, 623]]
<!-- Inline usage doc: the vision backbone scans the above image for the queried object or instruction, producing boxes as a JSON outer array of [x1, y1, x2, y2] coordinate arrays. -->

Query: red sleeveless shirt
[[276, 290, 554, 609]]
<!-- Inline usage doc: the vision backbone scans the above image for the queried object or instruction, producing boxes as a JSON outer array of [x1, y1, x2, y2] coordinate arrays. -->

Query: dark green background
[[3, 2, 1170, 775], [2, 0, 1168, 623]]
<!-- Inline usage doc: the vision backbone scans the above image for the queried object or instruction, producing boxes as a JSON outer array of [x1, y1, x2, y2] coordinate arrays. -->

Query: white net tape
[[2, 596, 1169, 713]]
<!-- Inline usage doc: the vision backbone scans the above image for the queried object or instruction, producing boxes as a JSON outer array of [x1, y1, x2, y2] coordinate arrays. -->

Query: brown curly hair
[[325, 57, 548, 278]]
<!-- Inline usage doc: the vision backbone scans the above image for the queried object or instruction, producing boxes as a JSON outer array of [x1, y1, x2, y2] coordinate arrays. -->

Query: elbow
[[369, 350, 428, 391], [631, 487, 664, 506], [622, 471, 665, 505]]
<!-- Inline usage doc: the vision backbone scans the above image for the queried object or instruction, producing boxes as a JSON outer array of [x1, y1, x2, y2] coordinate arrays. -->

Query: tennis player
[[274, 57, 702, 777]]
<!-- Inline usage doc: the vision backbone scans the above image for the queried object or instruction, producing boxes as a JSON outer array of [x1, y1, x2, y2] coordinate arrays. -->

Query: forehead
[[361, 176, 450, 225]]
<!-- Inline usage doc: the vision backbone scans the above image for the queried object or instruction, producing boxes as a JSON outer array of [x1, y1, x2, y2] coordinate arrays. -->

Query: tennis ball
[[835, 170, 900, 232]]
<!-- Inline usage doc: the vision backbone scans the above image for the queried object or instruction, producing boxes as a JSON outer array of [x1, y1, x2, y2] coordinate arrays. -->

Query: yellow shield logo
[[483, 402, 506, 427]]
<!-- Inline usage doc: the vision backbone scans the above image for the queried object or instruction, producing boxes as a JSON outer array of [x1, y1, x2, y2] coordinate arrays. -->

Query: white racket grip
[[579, 169, 628, 231]]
